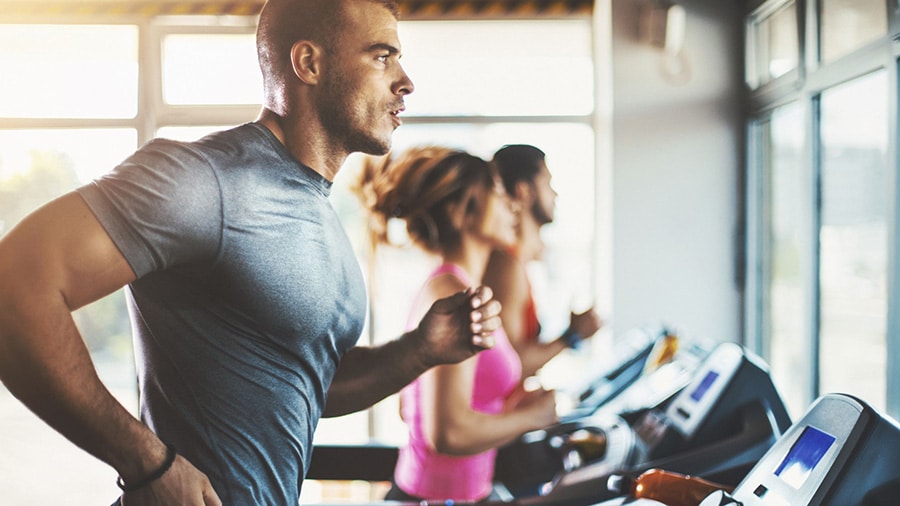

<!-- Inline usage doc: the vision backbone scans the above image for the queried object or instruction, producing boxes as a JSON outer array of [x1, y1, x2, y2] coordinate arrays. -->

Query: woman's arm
[[416, 274, 557, 456], [323, 286, 502, 417], [423, 358, 557, 455], [485, 250, 603, 378]]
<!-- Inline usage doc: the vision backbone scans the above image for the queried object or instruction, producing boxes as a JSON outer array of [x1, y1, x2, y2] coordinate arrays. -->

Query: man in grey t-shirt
[[0, 1, 502, 505]]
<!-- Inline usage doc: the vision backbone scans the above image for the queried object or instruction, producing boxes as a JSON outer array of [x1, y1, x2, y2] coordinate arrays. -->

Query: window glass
[[0, 25, 138, 118], [0, 128, 138, 504], [765, 2, 798, 81], [818, 70, 888, 412], [759, 103, 808, 419], [819, 0, 887, 63], [746, 0, 798, 88], [398, 20, 594, 116], [0, 129, 138, 230], [163, 33, 262, 105]]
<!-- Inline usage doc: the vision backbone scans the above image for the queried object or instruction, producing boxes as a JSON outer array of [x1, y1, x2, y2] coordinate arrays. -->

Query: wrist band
[[562, 327, 583, 349], [116, 442, 177, 492]]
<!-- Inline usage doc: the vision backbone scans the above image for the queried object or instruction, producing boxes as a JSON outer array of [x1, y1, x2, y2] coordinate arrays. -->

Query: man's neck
[[255, 107, 348, 182], [518, 213, 543, 262]]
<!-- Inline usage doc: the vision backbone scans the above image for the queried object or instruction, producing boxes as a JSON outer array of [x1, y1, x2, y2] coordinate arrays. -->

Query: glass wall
[[756, 102, 810, 418], [817, 70, 889, 406], [745, 0, 897, 420]]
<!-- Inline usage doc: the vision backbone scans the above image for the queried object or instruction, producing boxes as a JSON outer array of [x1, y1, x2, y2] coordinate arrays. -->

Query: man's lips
[[390, 105, 405, 127]]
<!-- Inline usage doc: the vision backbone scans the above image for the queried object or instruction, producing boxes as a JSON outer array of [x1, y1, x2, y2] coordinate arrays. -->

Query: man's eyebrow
[[367, 43, 401, 55]]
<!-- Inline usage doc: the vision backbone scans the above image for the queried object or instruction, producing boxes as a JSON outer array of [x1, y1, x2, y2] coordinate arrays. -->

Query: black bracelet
[[561, 327, 583, 349], [116, 442, 177, 492]]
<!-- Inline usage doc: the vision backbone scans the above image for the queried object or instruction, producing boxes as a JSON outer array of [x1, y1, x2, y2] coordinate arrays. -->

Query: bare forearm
[[0, 295, 166, 483], [434, 409, 545, 456], [325, 286, 501, 417], [519, 338, 568, 378], [323, 330, 428, 417]]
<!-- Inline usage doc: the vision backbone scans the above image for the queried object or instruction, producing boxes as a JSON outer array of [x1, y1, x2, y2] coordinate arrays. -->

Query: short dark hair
[[256, 0, 400, 102], [491, 144, 546, 196]]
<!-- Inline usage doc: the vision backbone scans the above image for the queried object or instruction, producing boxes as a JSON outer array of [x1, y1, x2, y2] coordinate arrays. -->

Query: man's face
[[316, 2, 414, 156], [530, 163, 557, 225]]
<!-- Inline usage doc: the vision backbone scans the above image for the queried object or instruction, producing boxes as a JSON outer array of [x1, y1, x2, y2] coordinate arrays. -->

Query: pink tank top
[[394, 264, 523, 501]]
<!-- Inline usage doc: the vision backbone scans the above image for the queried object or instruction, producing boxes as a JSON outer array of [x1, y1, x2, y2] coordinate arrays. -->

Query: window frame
[[744, 0, 900, 419]]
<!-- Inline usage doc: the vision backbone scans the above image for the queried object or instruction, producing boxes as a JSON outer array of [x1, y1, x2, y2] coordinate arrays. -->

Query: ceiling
[[0, 0, 593, 18]]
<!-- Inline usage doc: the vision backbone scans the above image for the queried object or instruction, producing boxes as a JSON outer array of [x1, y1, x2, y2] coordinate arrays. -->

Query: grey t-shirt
[[77, 123, 367, 504]]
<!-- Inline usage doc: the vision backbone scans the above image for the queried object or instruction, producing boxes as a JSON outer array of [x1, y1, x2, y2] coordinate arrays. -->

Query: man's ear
[[515, 180, 533, 203], [290, 40, 322, 85]]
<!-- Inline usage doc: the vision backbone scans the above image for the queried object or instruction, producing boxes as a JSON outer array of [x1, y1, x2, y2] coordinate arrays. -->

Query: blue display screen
[[773, 426, 836, 489], [689, 370, 720, 402]]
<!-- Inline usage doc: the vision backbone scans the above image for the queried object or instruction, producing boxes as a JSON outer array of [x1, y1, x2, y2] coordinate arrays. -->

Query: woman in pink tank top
[[356, 147, 559, 502]]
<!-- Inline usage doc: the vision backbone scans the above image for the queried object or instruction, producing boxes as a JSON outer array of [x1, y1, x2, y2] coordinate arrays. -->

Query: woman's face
[[475, 180, 519, 249]]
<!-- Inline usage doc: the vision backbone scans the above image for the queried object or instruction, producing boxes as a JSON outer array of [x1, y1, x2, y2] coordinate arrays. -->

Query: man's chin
[[355, 138, 392, 157], [357, 143, 391, 156]]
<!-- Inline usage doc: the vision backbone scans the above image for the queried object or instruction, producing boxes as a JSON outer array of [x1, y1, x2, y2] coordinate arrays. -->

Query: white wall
[[602, 0, 745, 344]]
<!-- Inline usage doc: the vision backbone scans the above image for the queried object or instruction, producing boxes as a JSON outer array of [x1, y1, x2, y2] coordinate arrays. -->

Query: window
[[0, 13, 596, 505], [745, 0, 898, 420], [819, 0, 887, 63], [746, 0, 799, 89], [162, 33, 261, 105], [755, 102, 810, 418], [398, 20, 594, 116], [818, 70, 889, 408], [0, 25, 138, 118]]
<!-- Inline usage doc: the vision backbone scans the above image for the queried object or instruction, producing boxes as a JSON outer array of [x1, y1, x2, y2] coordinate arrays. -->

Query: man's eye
[[377, 55, 389, 63]]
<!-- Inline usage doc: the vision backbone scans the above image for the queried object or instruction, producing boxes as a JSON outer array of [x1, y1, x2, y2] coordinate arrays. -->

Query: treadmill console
[[665, 343, 742, 436], [522, 343, 792, 506], [495, 326, 705, 494], [632, 342, 791, 463], [699, 393, 900, 506]]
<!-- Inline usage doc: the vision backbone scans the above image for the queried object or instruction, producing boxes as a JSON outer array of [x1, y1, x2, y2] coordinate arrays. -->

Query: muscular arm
[[0, 193, 218, 504], [324, 286, 501, 417]]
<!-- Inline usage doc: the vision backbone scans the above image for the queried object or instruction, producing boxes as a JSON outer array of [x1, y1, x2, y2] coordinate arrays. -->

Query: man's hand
[[121, 456, 221, 506], [569, 306, 603, 342], [413, 285, 502, 367], [323, 285, 501, 417]]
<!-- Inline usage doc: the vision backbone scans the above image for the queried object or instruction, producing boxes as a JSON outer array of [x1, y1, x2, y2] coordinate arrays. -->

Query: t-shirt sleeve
[[76, 138, 223, 278]]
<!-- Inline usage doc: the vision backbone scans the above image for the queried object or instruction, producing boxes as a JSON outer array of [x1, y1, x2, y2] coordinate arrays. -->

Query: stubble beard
[[532, 199, 554, 226], [318, 70, 393, 156]]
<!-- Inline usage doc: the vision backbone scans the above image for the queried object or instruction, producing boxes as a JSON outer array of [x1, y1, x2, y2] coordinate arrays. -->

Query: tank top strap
[[429, 263, 474, 287]]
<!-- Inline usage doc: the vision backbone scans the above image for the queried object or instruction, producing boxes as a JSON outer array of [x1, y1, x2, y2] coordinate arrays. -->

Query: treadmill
[[696, 392, 900, 506], [515, 342, 792, 506], [494, 326, 709, 495]]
